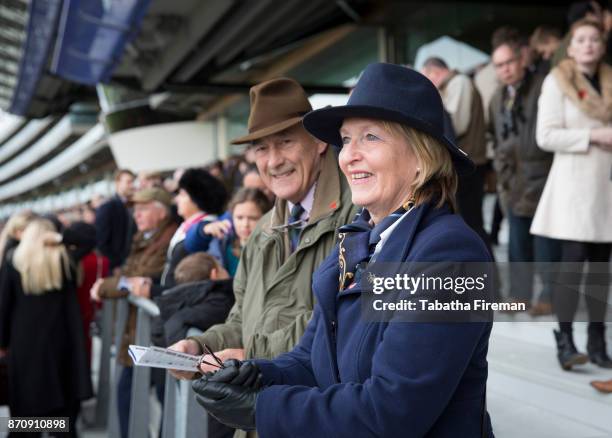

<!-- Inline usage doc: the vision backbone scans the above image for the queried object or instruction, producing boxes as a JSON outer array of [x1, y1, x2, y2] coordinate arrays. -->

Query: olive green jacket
[[190, 147, 356, 360]]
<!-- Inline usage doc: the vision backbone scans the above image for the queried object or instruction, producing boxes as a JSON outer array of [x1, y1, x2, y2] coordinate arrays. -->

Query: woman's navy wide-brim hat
[[303, 62, 474, 173]]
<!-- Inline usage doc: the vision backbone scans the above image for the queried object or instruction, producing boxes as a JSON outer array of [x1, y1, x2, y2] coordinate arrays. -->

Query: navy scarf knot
[[338, 205, 410, 290]]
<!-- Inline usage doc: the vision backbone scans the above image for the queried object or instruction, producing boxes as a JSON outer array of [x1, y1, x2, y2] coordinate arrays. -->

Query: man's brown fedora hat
[[231, 77, 312, 145]]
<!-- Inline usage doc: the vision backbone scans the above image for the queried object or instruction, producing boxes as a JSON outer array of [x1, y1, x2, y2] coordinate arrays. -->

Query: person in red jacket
[[77, 246, 109, 363]]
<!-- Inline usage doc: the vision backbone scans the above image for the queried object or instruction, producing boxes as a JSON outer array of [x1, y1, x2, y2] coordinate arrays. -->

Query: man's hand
[[203, 220, 232, 239], [90, 278, 105, 302], [0, 348, 8, 358], [129, 277, 152, 298], [168, 339, 203, 380], [198, 348, 245, 374]]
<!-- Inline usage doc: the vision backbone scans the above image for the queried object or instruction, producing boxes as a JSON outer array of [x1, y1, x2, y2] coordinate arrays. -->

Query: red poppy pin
[[578, 89, 587, 100], [329, 201, 337, 210]]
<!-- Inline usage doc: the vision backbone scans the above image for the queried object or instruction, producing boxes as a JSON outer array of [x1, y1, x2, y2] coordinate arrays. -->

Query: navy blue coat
[[254, 201, 494, 438]]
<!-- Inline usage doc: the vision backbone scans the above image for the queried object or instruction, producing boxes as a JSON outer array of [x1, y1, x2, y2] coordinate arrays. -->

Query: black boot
[[587, 325, 612, 369], [553, 330, 588, 370]]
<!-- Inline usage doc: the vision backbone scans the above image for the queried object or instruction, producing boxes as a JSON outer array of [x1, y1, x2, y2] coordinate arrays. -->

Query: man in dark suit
[[95, 169, 136, 271]]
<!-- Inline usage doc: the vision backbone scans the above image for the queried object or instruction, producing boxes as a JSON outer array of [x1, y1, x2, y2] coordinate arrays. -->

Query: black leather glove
[[205, 359, 262, 389], [192, 360, 262, 431]]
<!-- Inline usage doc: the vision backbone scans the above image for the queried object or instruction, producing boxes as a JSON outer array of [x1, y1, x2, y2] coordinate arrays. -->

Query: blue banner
[[50, 0, 151, 85], [10, 0, 63, 116]]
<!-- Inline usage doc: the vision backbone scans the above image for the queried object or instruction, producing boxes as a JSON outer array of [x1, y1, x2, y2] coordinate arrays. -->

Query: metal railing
[[107, 297, 129, 437], [162, 327, 209, 438], [96, 295, 209, 438], [128, 295, 160, 438], [92, 299, 114, 429]]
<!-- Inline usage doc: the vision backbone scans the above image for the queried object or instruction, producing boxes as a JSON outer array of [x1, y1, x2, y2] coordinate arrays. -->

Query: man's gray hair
[[422, 57, 449, 70], [152, 201, 170, 216]]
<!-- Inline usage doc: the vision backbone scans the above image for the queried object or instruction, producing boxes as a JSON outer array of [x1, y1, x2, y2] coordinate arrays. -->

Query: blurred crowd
[[0, 159, 274, 437]]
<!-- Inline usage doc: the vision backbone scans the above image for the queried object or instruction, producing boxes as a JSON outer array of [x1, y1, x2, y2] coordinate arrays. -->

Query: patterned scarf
[[338, 203, 413, 291]]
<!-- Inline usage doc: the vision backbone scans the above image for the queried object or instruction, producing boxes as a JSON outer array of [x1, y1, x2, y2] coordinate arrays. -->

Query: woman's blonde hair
[[13, 219, 71, 295], [382, 121, 458, 212], [0, 211, 34, 262]]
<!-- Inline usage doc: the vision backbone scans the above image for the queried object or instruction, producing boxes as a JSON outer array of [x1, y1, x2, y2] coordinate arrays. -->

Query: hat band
[[249, 111, 308, 134]]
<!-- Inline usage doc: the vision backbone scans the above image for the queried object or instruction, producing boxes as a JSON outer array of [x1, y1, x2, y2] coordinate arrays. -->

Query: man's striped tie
[[288, 203, 305, 252]]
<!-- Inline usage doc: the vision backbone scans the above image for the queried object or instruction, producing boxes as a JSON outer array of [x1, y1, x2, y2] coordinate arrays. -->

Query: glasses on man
[[196, 344, 225, 369], [493, 56, 520, 70], [270, 218, 307, 232]]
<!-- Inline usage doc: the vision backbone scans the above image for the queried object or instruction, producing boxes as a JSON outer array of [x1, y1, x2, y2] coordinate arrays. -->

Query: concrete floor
[[488, 321, 612, 437]]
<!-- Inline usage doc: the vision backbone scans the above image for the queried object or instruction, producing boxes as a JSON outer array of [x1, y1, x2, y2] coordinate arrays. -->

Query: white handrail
[[0, 114, 23, 144], [0, 116, 54, 163], [0, 116, 91, 183], [0, 123, 106, 201]]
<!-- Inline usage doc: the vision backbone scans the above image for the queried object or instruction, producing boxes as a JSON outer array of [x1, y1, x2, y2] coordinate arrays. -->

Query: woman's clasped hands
[[192, 359, 263, 431]]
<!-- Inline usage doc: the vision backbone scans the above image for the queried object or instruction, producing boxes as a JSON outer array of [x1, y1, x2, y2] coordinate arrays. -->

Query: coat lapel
[[336, 202, 444, 298]]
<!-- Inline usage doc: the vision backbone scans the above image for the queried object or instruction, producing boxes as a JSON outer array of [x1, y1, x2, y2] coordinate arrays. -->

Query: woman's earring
[[403, 197, 415, 210]]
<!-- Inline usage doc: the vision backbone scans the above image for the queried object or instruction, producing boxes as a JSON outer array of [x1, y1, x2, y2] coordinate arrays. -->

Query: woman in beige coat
[[531, 18, 612, 371]]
